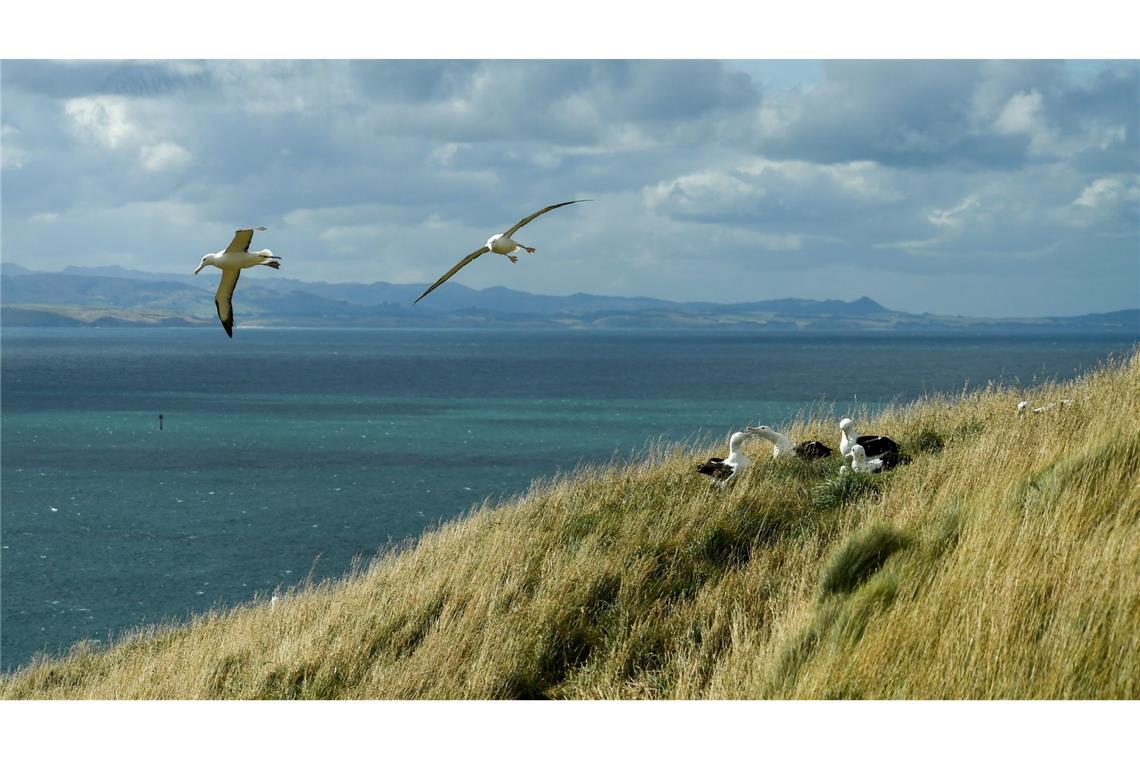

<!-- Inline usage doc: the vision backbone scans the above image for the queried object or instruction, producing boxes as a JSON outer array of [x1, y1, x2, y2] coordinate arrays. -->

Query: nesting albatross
[[847, 443, 908, 473], [838, 417, 900, 459], [414, 200, 591, 304], [746, 425, 832, 460], [696, 430, 755, 483], [194, 227, 280, 337]]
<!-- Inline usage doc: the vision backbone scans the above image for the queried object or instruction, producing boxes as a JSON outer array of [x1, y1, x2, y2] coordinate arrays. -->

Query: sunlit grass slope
[[4, 350, 1138, 699]]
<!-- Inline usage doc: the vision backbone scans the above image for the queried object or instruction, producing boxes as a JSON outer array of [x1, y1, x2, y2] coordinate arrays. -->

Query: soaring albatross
[[413, 200, 591, 304], [193, 227, 280, 337], [696, 430, 755, 482], [838, 417, 900, 459], [746, 425, 832, 460]]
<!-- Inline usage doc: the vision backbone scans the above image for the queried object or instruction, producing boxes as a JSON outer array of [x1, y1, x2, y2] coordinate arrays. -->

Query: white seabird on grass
[[1017, 399, 1073, 415], [696, 430, 755, 483], [746, 425, 832, 460], [194, 227, 280, 337], [838, 417, 900, 459], [848, 444, 889, 473], [845, 442, 908, 473], [414, 200, 592, 304]]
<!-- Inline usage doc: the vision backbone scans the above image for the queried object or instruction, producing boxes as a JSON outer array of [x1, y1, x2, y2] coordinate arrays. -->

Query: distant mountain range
[[2, 262, 1137, 333]]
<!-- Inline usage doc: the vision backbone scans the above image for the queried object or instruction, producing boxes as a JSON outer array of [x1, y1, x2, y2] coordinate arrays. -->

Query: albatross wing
[[793, 441, 832, 460], [696, 457, 734, 479], [214, 269, 241, 337], [503, 200, 591, 238], [414, 246, 490, 304], [854, 434, 899, 458], [224, 227, 267, 254]]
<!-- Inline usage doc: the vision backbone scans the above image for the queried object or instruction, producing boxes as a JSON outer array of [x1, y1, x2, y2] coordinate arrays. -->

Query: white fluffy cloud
[[1073, 177, 1140, 209], [139, 141, 191, 172], [64, 96, 136, 148]]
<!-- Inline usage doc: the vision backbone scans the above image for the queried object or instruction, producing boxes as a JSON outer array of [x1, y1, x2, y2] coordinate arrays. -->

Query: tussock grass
[[3, 349, 1139, 699], [811, 472, 883, 511], [818, 523, 911, 597]]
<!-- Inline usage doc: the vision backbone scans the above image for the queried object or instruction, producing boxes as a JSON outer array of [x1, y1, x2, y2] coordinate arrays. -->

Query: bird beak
[[194, 263, 205, 275], [745, 426, 761, 434]]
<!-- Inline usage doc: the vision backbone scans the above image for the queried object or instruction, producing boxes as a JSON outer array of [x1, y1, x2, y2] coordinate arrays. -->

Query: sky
[[1, 59, 1137, 317]]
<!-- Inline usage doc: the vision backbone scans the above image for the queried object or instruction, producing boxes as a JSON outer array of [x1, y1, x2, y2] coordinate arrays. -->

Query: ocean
[[1, 327, 1134, 670]]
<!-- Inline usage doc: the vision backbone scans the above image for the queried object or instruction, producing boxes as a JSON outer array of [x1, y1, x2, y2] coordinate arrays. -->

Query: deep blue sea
[[1, 327, 1134, 670]]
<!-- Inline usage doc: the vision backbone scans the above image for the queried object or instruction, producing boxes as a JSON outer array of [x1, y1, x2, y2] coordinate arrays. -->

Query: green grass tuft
[[910, 428, 946, 454], [811, 472, 883, 511], [819, 523, 911, 597]]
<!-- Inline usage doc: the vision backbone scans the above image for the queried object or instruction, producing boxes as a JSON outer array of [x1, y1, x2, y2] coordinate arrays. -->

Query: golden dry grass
[[3, 349, 1138, 699]]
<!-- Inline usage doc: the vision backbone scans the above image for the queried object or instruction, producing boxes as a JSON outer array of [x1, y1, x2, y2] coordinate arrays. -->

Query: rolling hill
[[2, 262, 1137, 333]]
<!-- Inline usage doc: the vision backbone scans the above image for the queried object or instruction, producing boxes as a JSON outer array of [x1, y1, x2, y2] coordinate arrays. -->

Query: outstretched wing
[[224, 227, 267, 254], [414, 246, 490, 304], [214, 269, 241, 337], [503, 200, 591, 239]]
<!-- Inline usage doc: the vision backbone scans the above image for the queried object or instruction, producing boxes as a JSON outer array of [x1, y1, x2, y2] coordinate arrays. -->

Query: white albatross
[[193, 227, 280, 337], [1017, 399, 1073, 415], [695, 430, 755, 483], [838, 417, 900, 459], [414, 200, 591, 304], [746, 425, 833, 460], [848, 444, 890, 473], [843, 441, 908, 473]]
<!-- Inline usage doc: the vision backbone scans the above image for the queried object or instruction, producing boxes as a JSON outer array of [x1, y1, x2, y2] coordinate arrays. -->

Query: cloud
[[64, 96, 135, 148], [1073, 176, 1140, 209], [1, 124, 26, 168], [139, 141, 191, 172], [749, 60, 1140, 172], [1069, 176, 1140, 233], [1, 60, 1137, 317], [994, 90, 1044, 135], [927, 194, 982, 227], [645, 158, 901, 229]]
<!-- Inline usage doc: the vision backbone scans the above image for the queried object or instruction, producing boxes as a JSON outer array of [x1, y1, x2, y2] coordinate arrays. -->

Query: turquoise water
[[1, 328, 1134, 669]]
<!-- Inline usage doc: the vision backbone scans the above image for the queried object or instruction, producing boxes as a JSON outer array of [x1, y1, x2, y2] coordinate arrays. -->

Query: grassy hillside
[[3, 350, 1138, 699]]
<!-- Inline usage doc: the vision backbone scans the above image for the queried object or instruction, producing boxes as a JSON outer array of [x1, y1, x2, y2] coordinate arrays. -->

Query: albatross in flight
[[193, 227, 280, 337], [413, 200, 591, 304]]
